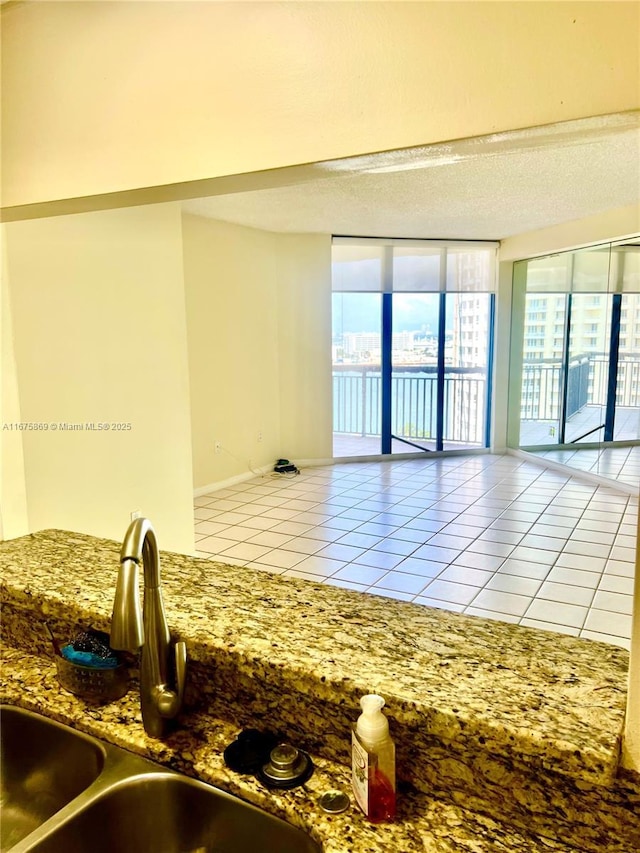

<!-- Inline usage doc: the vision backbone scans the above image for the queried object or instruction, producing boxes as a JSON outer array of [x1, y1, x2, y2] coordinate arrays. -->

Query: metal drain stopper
[[257, 743, 314, 789]]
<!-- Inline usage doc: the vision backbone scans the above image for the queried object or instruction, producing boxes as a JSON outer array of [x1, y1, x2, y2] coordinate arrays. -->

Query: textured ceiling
[[183, 113, 640, 241]]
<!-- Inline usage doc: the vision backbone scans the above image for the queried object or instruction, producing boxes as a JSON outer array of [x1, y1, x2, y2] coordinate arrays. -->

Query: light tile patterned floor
[[333, 433, 640, 492], [194, 454, 637, 650]]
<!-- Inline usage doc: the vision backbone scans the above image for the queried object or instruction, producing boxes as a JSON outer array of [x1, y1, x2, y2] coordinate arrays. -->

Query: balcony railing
[[520, 355, 640, 421], [332, 365, 487, 446], [333, 356, 640, 450]]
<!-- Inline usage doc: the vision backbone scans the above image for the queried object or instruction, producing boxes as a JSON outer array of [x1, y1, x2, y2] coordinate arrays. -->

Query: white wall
[[4, 204, 195, 554], [2, 1, 638, 209], [0, 226, 29, 540], [491, 259, 516, 452], [182, 214, 281, 488], [182, 215, 332, 491], [276, 233, 333, 462]]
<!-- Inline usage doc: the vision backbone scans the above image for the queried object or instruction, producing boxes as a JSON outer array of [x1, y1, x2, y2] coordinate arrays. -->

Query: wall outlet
[[130, 510, 141, 521], [214, 441, 222, 454], [257, 431, 263, 443]]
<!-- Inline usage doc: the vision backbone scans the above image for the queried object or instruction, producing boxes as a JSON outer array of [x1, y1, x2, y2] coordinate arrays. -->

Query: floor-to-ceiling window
[[332, 238, 497, 458]]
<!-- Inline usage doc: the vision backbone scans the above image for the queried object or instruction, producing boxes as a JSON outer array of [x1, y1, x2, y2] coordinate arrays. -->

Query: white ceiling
[[183, 113, 640, 241]]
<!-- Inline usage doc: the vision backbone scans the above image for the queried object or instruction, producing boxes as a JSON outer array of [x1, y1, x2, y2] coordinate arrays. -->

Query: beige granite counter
[[1, 646, 585, 853], [1, 529, 638, 852]]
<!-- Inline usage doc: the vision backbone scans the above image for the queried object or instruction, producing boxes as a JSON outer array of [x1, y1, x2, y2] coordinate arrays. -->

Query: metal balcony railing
[[520, 355, 640, 421], [332, 356, 640, 448], [332, 365, 487, 446]]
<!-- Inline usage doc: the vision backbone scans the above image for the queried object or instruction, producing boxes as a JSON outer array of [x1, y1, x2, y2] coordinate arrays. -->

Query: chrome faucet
[[110, 517, 187, 738]]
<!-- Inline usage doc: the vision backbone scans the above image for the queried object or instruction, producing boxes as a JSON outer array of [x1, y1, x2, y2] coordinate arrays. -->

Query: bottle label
[[351, 730, 369, 814]]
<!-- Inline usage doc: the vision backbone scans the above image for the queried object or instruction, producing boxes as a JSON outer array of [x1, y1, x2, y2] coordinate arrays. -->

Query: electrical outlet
[[257, 431, 263, 442], [131, 510, 141, 521], [215, 441, 222, 454]]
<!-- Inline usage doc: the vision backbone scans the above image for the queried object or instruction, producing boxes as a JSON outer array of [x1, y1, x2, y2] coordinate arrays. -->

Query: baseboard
[[507, 448, 638, 496], [193, 465, 273, 497], [193, 450, 498, 496]]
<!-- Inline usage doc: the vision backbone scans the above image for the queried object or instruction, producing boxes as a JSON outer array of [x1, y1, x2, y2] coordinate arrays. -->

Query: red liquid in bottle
[[352, 695, 396, 823], [368, 767, 396, 823]]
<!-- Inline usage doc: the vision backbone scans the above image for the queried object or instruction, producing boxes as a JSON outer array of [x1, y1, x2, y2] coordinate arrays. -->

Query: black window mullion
[[604, 293, 622, 442], [436, 292, 446, 451]]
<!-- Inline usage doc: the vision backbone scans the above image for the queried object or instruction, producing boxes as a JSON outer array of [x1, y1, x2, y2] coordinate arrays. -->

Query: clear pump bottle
[[351, 694, 396, 822]]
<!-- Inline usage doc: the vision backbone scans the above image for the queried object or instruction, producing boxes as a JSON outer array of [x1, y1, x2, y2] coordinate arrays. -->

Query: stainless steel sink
[[28, 772, 320, 853], [0, 706, 105, 850], [0, 706, 322, 853]]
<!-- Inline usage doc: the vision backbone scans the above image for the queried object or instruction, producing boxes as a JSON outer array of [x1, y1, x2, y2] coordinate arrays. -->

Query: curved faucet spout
[[120, 518, 160, 588], [111, 558, 144, 651], [111, 517, 187, 739]]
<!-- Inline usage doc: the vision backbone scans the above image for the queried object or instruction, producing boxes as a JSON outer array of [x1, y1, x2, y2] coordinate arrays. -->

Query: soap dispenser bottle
[[351, 694, 396, 822]]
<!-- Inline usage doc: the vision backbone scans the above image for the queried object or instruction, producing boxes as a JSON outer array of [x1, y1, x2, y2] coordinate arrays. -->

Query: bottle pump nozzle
[[356, 694, 389, 748]]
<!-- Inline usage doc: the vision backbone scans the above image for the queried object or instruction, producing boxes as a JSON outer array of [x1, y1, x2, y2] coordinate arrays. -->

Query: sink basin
[[27, 772, 321, 853], [0, 706, 105, 850], [1, 705, 321, 853]]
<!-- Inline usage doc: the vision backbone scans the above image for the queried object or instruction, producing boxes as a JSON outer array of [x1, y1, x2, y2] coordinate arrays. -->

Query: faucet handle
[[154, 640, 187, 720]]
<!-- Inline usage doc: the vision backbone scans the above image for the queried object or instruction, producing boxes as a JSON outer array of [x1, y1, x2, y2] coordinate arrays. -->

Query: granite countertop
[[1, 647, 581, 853], [1, 529, 636, 852]]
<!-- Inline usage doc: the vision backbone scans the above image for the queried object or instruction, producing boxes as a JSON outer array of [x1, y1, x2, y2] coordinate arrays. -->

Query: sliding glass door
[[389, 292, 440, 452], [332, 239, 497, 458]]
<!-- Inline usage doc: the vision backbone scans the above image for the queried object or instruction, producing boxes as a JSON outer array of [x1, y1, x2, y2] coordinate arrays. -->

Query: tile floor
[[194, 454, 637, 650], [334, 435, 640, 493]]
